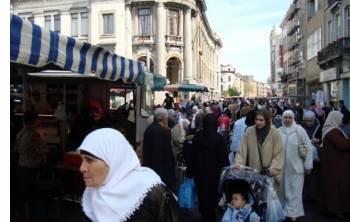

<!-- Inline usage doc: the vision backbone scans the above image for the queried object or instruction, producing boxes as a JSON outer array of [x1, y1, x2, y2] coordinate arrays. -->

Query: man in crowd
[[142, 108, 176, 191], [163, 93, 175, 110]]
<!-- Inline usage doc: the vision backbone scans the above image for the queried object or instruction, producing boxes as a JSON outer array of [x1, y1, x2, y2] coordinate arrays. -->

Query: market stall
[[10, 13, 166, 206]]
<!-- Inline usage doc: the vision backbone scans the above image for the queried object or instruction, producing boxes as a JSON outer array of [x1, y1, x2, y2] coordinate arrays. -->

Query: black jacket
[[143, 122, 176, 184], [85, 184, 181, 222]]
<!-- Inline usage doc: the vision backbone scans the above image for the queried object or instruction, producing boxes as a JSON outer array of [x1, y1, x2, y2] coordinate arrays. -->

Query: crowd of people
[[13, 90, 350, 222], [136, 94, 350, 221]]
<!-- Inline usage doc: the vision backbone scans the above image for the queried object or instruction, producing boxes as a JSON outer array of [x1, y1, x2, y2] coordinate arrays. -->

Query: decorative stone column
[[125, 2, 132, 59], [156, 2, 165, 75], [184, 7, 193, 82]]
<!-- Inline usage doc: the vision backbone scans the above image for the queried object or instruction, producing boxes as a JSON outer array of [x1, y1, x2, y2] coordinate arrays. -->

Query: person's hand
[[252, 219, 259, 222], [305, 169, 312, 175], [311, 137, 319, 144], [266, 169, 274, 177]]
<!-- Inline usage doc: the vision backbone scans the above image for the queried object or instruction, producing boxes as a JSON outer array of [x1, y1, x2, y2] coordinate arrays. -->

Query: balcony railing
[[165, 35, 183, 46], [317, 37, 350, 65], [133, 34, 154, 44]]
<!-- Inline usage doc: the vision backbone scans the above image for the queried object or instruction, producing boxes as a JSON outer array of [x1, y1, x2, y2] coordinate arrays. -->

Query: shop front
[[320, 67, 342, 106]]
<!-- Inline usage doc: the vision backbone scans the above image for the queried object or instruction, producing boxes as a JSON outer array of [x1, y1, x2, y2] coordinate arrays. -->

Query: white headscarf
[[280, 110, 298, 135], [79, 128, 162, 222], [179, 118, 190, 138], [205, 107, 212, 115], [322, 111, 348, 140], [191, 106, 199, 129]]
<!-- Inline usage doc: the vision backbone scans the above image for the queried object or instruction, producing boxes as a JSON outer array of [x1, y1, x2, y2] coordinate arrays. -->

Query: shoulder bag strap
[[311, 125, 319, 139], [257, 141, 264, 168], [295, 127, 302, 145]]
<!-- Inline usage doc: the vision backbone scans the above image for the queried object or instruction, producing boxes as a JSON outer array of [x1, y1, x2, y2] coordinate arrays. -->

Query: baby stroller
[[218, 165, 268, 222]]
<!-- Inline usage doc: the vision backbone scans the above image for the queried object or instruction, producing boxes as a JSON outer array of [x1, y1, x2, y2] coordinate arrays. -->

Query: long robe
[[301, 122, 322, 201], [235, 125, 284, 196], [319, 128, 350, 214], [278, 126, 313, 218], [143, 122, 176, 186], [185, 131, 230, 222]]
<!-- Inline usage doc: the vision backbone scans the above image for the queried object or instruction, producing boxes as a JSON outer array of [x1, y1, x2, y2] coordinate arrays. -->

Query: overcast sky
[[205, 0, 292, 83]]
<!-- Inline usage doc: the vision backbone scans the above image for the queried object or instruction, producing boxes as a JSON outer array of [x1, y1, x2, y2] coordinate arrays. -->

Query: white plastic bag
[[266, 177, 285, 222]]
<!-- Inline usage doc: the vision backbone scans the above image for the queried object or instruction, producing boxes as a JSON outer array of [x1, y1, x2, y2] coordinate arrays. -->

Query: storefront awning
[[153, 84, 209, 92], [10, 13, 143, 84]]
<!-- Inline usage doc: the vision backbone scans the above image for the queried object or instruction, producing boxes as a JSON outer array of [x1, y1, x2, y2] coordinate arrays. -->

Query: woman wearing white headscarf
[[319, 111, 350, 219], [190, 106, 199, 134], [278, 110, 313, 221], [301, 111, 322, 202], [79, 128, 180, 222]]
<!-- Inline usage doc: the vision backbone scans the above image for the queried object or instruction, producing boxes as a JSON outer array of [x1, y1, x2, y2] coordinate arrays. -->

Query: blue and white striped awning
[[10, 13, 143, 83]]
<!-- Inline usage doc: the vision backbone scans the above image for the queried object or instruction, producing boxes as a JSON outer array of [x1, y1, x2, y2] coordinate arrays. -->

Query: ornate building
[[11, 0, 223, 102]]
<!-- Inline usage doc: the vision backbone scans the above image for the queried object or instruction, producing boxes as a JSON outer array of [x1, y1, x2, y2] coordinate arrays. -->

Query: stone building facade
[[11, 0, 223, 102]]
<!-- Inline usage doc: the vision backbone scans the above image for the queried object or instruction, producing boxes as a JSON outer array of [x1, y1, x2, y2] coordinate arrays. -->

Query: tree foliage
[[226, 86, 240, 96]]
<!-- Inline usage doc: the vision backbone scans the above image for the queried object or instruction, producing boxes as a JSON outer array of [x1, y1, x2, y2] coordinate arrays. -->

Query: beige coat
[[235, 125, 284, 196]]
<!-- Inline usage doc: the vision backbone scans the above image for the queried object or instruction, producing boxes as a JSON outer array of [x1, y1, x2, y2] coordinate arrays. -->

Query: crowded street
[[9, 0, 350, 221]]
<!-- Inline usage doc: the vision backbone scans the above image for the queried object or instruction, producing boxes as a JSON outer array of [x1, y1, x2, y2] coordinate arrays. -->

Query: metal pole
[[146, 50, 150, 70], [21, 70, 27, 111]]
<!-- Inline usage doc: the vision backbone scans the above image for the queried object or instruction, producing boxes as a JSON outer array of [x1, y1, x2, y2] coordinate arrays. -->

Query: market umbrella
[[10, 13, 143, 83], [161, 84, 209, 92]]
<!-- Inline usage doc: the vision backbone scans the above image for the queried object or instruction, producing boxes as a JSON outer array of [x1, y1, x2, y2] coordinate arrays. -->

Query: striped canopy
[[10, 13, 143, 83]]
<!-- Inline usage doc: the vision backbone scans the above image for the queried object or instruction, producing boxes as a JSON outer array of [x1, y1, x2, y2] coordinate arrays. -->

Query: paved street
[[10, 195, 350, 222]]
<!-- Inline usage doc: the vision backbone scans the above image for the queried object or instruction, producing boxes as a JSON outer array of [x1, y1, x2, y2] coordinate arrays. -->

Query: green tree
[[227, 86, 240, 96], [244, 82, 253, 97]]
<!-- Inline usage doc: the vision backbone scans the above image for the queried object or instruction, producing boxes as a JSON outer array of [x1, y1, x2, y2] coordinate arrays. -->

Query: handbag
[[295, 128, 307, 159]]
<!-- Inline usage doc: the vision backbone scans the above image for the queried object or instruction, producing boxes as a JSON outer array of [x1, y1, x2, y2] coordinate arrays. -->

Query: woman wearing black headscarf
[[235, 109, 284, 197], [185, 114, 230, 222]]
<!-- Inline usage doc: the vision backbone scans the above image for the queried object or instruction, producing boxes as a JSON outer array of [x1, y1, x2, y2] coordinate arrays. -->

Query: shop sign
[[320, 67, 340, 82]]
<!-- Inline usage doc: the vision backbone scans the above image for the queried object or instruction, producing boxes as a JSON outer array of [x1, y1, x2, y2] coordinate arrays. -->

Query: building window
[[103, 14, 114, 35], [81, 12, 88, 36], [71, 12, 89, 38], [228, 76, 231, 82], [334, 14, 340, 39], [45, 15, 51, 30], [168, 9, 179, 36], [308, 0, 315, 18], [28, 17, 34, 23], [327, 20, 332, 44], [71, 13, 78, 37], [54, 15, 61, 33], [345, 6, 350, 37], [138, 8, 151, 35]]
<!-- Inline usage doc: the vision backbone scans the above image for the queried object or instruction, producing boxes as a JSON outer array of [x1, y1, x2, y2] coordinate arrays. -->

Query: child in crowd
[[222, 191, 260, 222]]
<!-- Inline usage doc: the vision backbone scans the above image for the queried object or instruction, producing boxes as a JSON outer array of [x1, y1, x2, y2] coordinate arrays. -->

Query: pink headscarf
[[314, 102, 325, 116]]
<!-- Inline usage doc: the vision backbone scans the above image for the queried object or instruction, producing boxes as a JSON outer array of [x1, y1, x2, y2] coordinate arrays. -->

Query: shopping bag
[[266, 177, 285, 222], [178, 178, 196, 209]]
